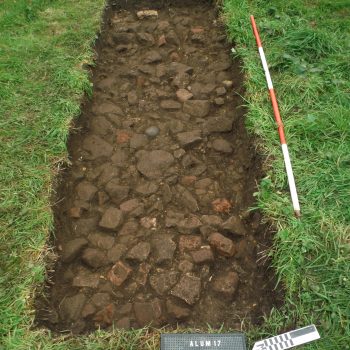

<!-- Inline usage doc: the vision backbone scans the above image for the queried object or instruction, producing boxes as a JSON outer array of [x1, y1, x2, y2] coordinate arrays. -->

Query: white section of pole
[[258, 47, 273, 90], [281, 144, 301, 217]]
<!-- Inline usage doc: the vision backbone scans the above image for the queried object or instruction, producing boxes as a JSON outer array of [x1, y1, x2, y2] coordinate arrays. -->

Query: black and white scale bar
[[252, 325, 320, 350]]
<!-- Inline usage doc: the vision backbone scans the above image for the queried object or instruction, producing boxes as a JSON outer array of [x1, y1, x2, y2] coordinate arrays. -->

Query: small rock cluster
[[39, 3, 278, 334]]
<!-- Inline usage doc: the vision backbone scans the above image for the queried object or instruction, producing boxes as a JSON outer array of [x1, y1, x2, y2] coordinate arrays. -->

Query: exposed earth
[[36, 0, 281, 334]]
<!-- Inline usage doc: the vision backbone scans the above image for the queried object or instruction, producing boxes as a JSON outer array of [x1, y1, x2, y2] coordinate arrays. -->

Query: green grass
[[223, 0, 350, 348], [0, 0, 349, 349]]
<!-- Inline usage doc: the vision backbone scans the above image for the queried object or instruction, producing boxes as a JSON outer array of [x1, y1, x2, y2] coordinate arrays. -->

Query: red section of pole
[[269, 89, 287, 144], [250, 15, 262, 47]]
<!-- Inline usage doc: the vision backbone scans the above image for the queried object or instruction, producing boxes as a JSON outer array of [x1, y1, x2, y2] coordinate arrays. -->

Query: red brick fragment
[[212, 198, 232, 213]]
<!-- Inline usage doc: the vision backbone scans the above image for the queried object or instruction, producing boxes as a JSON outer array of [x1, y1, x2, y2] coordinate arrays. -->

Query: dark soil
[[36, 0, 281, 334]]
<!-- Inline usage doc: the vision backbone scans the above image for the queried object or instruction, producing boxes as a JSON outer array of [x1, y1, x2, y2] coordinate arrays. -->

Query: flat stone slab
[[136, 150, 175, 179], [171, 275, 201, 305]]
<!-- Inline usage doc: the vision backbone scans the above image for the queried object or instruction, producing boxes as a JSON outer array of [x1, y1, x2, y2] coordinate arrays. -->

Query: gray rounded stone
[[145, 126, 160, 137]]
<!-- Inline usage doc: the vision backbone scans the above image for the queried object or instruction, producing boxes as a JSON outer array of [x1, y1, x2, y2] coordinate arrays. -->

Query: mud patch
[[36, 0, 281, 334]]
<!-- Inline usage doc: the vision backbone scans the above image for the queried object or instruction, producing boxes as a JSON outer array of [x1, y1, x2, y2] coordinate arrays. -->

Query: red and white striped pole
[[250, 15, 301, 217]]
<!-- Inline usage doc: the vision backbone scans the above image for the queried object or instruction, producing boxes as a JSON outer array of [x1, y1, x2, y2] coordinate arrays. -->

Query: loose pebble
[[145, 126, 160, 137]]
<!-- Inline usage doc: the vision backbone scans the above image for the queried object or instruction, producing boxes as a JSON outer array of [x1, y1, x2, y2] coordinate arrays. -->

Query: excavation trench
[[36, 0, 281, 334]]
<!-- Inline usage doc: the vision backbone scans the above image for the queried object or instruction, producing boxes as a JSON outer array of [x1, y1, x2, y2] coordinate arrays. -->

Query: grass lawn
[[0, 0, 349, 349]]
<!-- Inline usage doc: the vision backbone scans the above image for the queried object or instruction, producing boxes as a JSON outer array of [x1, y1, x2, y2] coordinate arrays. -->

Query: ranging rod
[[250, 15, 301, 217]]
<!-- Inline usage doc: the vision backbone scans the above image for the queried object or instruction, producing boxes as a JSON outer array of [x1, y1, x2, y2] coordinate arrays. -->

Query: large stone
[[181, 155, 207, 176], [134, 299, 163, 327], [208, 232, 236, 257], [97, 77, 115, 91], [222, 216, 247, 236], [91, 293, 111, 308], [135, 262, 151, 286], [130, 134, 148, 149], [108, 261, 132, 286], [162, 183, 172, 204], [176, 130, 202, 148], [158, 34, 166, 46], [152, 235, 176, 264], [191, 246, 214, 264], [138, 64, 155, 75], [115, 303, 132, 316], [214, 97, 225, 106], [176, 215, 202, 234], [72, 217, 99, 236], [107, 244, 127, 263], [176, 185, 199, 212], [92, 102, 122, 115], [178, 235, 202, 252], [135, 182, 159, 195], [203, 116, 233, 134], [212, 138, 233, 153], [82, 135, 113, 159], [88, 232, 115, 250], [72, 269, 100, 288], [166, 300, 190, 319], [120, 199, 144, 217], [113, 33, 135, 44], [171, 275, 201, 305], [127, 91, 138, 106], [90, 116, 114, 136], [165, 211, 185, 228], [76, 181, 97, 202], [149, 271, 179, 295], [59, 293, 86, 321], [126, 242, 151, 262], [157, 20, 170, 31], [160, 100, 182, 110], [235, 239, 255, 259], [115, 317, 131, 329], [93, 303, 116, 326], [183, 100, 210, 117], [61, 238, 88, 263], [178, 260, 194, 273], [176, 89, 193, 102], [137, 32, 155, 45], [180, 175, 197, 186], [105, 179, 130, 204], [201, 215, 223, 228], [168, 62, 193, 75], [156, 64, 168, 78], [99, 208, 123, 230], [216, 86, 227, 96], [136, 150, 175, 179], [211, 272, 239, 298], [81, 303, 96, 318], [172, 73, 191, 88], [119, 220, 139, 236], [191, 33, 205, 44], [208, 60, 231, 71], [195, 178, 213, 189], [191, 82, 216, 99], [111, 149, 128, 167], [165, 31, 180, 46], [82, 248, 109, 268], [144, 50, 162, 64], [137, 10, 158, 19], [140, 216, 157, 229], [97, 164, 120, 186], [69, 207, 82, 218]]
